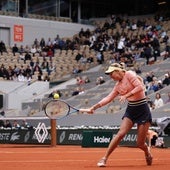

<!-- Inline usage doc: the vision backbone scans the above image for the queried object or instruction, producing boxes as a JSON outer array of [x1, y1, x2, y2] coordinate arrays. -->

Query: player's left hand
[[119, 95, 126, 103]]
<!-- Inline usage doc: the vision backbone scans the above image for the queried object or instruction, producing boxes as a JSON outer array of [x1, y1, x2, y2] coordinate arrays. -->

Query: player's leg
[[137, 122, 152, 165], [97, 117, 133, 167]]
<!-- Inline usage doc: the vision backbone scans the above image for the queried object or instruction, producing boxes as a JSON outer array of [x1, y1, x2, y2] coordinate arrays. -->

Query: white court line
[[0, 160, 88, 163], [0, 158, 170, 163], [0, 150, 105, 154], [0, 149, 169, 154], [0, 150, 145, 154], [0, 116, 48, 120]]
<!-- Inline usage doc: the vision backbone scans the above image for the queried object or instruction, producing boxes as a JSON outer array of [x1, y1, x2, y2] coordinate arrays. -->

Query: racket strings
[[45, 101, 69, 119]]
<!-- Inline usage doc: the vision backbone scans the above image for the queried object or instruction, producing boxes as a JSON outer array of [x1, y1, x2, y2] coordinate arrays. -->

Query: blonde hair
[[110, 63, 126, 71], [111, 63, 122, 68]]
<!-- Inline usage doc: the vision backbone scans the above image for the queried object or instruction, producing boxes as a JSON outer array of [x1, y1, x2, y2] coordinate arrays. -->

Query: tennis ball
[[53, 93, 60, 99]]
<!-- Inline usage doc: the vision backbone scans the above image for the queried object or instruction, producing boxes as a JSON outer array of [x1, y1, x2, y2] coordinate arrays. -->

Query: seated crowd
[[0, 15, 170, 73], [0, 14, 170, 104], [0, 119, 32, 129]]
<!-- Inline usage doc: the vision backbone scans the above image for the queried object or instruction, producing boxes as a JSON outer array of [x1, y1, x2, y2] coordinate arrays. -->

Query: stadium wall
[[0, 15, 94, 47], [1, 81, 49, 110]]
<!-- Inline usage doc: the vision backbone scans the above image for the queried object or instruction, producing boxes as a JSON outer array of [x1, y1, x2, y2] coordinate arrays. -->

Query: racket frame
[[44, 99, 79, 119]]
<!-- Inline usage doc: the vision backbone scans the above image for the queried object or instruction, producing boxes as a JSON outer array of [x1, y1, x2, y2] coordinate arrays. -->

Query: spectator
[[76, 76, 85, 85], [79, 28, 85, 38], [96, 52, 104, 64], [72, 65, 83, 74], [87, 55, 94, 63], [13, 120, 20, 129], [12, 43, 19, 56], [0, 40, 7, 55], [36, 45, 42, 53], [40, 38, 46, 49], [165, 92, 170, 104], [146, 130, 158, 148], [25, 52, 32, 62], [72, 87, 85, 96], [58, 38, 66, 50], [33, 38, 39, 48], [13, 65, 20, 75], [89, 32, 96, 48], [0, 64, 10, 80], [162, 73, 170, 86], [147, 101, 155, 111], [6, 66, 14, 80], [30, 45, 37, 57], [53, 35, 60, 49], [143, 44, 152, 65], [18, 72, 25, 82], [84, 76, 90, 83], [151, 37, 160, 62], [117, 36, 125, 54], [79, 53, 87, 64], [56, 90, 62, 98], [11, 72, 18, 81], [145, 72, 155, 83], [4, 120, 12, 128], [72, 87, 81, 96], [18, 45, 25, 53], [48, 61, 55, 74], [48, 90, 62, 99], [18, 52, 25, 61], [147, 81, 158, 93], [33, 62, 42, 75], [25, 73, 32, 85], [25, 45, 30, 53], [163, 43, 170, 60], [154, 92, 164, 109], [103, 19, 111, 31], [37, 72, 43, 81], [47, 48, 54, 59], [29, 59, 35, 68], [96, 76, 105, 85], [21, 120, 30, 129], [75, 51, 84, 62], [84, 28, 91, 38], [0, 110, 5, 117], [43, 74, 50, 82], [157, 80, 164, 90], [0, 120, 5, 128], [25, 65, 32, 76], [41, 58, 49, 73]]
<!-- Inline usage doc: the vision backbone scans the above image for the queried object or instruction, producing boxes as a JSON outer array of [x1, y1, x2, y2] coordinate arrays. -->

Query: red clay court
[[0, 145, 169, 170]]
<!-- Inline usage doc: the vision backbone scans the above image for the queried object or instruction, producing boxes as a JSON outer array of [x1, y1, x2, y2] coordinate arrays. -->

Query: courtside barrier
[[0, 128, 170, 147], [0, 128, 135, 146], [0, 116, 169, 147]]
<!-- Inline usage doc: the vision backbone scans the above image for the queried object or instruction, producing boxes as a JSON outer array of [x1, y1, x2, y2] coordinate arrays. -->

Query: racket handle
[[79, 108, 92, 114]]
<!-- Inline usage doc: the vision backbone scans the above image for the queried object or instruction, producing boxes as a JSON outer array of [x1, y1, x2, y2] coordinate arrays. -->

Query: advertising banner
[[14, 25, 23, 42], [57, 129, 83, 145], [0, 128, 50, 144], [82, 129, 138, 147]]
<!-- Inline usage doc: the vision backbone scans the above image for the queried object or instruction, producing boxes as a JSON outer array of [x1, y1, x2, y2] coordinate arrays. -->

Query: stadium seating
[[1, 12, 170, 127]]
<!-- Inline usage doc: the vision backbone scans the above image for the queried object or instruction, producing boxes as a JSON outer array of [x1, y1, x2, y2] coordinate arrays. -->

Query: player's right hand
[[79, 108, 94, 114]]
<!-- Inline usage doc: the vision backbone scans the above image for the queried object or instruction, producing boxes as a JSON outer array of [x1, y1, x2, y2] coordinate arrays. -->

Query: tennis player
[[84, 63, 152, 167]]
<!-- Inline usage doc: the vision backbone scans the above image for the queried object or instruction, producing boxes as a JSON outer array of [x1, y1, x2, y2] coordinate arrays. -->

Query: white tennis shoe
[[97, 157, 107, 167]]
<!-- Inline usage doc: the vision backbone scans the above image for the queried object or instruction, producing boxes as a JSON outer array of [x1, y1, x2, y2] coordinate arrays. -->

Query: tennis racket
[[43, 99, 88, 119]]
